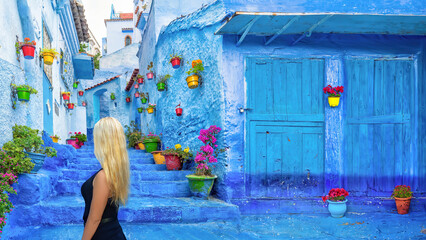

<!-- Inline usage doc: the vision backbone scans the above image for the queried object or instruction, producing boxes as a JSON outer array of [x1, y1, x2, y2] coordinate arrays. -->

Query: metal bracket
[[292, 14, 334, 45], [236, 15, 262, 47], [265, 16, 300, 46]]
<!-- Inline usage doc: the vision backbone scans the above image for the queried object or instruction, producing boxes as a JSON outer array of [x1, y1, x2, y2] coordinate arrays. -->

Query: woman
[[81, 117, 130, 240]]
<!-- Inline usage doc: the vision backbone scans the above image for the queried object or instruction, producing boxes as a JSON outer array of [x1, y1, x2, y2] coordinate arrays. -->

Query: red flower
[[78, 132, 81, 134], [322, 196, 328, 202]]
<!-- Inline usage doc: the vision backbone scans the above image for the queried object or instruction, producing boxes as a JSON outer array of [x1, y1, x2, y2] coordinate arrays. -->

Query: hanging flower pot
[[126, 97, 131, 103], [157, 74, 171, 92], [151, 151, 166, 164], [141, 97, 147, 104], [147, 107, 154, 114], [186, 60, 203, 89], [73, 82, 79, 89], [16, 88, 30, 101], [137, 74, 144, 84], [67, 103, 74, 110], [157, 82, 166, 91], [78, 91, 84, 96], [323, 85, 344, 107], [110, 93, 116, 100], [40, 48, 59, 66], [62, 92, 70, 101], [147, 72, 154, 80], [170, 56, 182, 69], [186, 75, 199, 89], [134, 91, 140, 98], [176, 104, 182, 116], [50, 135, 59, 143], [134, 83, 139, 89], [164, 153, 182, 170], [82, 101, 87, 107], [21, 45, 36, 59], [186, 175, 217, 199], [137, 107, 144, 113]]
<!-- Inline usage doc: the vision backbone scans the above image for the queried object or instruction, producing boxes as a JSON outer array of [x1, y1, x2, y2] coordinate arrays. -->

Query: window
[[125, 35, 132, 46], [43, 23, 53, 84]]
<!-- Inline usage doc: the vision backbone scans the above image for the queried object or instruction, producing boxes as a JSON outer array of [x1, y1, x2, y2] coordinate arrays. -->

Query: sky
[[80, 0, 134, 46]]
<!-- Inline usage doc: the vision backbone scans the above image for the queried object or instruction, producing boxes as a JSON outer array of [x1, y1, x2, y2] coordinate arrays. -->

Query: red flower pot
[[66, 138, 81, 149], [135, 145, 140, 150], [21, 44, 36, 59], [134, 84, 139, 89], [147, 72, 154, 80], [67, 103, 74, 109], [176, 107, 183, 116], [62, 93, 70, 101], [164, 154, 182, 171], [78, 91, 84, 96], [137, 78, 144, 84], [135, 92, 140, 98], [171, 58, 181, 69], [82, 101, 87, 107], [126, 97, 131, 103]]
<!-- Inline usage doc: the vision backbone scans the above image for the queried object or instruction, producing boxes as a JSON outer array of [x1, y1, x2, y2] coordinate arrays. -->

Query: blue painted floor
[[4, 212, 426, 239]]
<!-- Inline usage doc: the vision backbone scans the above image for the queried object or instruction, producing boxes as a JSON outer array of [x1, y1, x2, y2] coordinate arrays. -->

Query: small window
[[125, 35, 132, 46]]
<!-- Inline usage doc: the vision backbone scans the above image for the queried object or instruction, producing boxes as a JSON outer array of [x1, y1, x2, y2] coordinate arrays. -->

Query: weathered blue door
[[43, 72, 53, 135], [246, 58, 325, 198], [344, 58, 416, 196]]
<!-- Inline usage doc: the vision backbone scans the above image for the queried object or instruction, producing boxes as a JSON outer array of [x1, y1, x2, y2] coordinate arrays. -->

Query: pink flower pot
[[66, 138, 81, 149]]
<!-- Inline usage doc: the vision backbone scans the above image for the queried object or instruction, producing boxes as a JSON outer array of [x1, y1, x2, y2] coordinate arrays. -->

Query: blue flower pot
[[327, 199, 347, 218], [25, 152, 46, 173]]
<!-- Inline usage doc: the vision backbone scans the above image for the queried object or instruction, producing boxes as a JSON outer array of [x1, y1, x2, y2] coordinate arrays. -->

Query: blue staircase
[[8, 145, 240, 229]]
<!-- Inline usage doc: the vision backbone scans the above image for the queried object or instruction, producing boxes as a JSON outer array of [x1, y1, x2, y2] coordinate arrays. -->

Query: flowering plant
[[186, 60, 204, 75], [322, 188, 349, 202], [40, 48, 59, 58], [51, 134, 61, 140], [170, 53, 182, 62], [0, 170, 17, 235], [148, 103, 156, 109], [20, 38, 36, 46], [163, 144, 193, 162], [323, 85, 344, 97], [11, 84, 38, 95], [137, 74, 144, 79], [142, 132, 162, 142], [193, 125, 227, 176], [157, 74, 171, 84], [147, 61, 154, 72], [391, 185, 412, 199], [69, 132, 87, 144], [124, 121, 141, 148]]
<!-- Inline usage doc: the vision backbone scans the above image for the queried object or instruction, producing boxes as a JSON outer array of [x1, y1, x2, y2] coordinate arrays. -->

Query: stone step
[[68, 159, 155, 170], [75, 152, 151, 158], [61, 166, 167, 180], [8, 196, 240, 226], [67, 158, 156, 166]]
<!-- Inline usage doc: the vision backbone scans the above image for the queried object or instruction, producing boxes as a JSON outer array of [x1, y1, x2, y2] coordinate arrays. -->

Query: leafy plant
[[11, 84, 38, 95], [111, 93, 116, 99], [322, 188, 349, 202], [137, 74, 143, 79], [69, 132, 87, 144], [147, 103, 156, 109], [391, 185, 412, 199], [170, 53, 182, 63], [19, 38, 36, 46], [79, 43, 88, 53], [157, 74, 171, 84], [51, 134, 61, 140], [40, 48, 59, 58], [0, 158, 17, 235], [94, 53, 101, 70], [62, 91, 71, 95], [0, 147, 33, 175], [163, 144, 193, 163], [124, 121, 141, 148], [147, 62, 154, 72], [323, 85, 344, 97], [142, 132, 162, 142], [140, 92, 147, 99], [186, 60, 204, 75]]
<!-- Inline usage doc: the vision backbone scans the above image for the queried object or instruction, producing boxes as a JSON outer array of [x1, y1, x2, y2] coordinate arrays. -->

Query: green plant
[[40, 48, 59, 58], [142, 132, 162, 142], [69, 132, 87, 144], [20, 38, 36, 46], [111, 93, 116, 99], [157, 74, 171, 84], [51, 134, 61, 140], [147, 62, 154, 72], [137, 74, 143, 79], [0, 146, 33, 175], [187, 60, 204, 75], [148, 103, 156, 109], [163, 144, 193, 163], [170, 53, 182, 63], [11, 84, 38, 95], [391, 185, 412, 198], [140, 92, 147, 99], [94, 53, 101, 69], [79, 43, 88, 53], [0, 154, 17, 235], [124, 121, 141, 148]]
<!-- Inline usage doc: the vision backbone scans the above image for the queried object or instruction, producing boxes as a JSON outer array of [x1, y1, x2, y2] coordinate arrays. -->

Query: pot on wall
[[176, 107, 182, 116], [147, 72, 154, 80], [42, 52, 55, 65], [186, 75, 199, 89], [134, 83, 139, 89], [126, 97, 131, 103], [327, 200, 347, 218], [25, 152, 46, 173], [78, 91, 84, 96], [135, 92, 140, 98], [50, 136, 59, 143], [82, 101, 87, 107], [21, 45, 35, 59], [73, 82, 79, 89], [137, 78, 144, 84], [328, 96, 340, 107], [67, 103, 74, 110], [171, 58, 181, 69], [151, 151, 166, 164], [147, 107, 154, 114], [394, 197, 412, 214], [62, 93, 70, 101], [141, 98, 147, 104], [137, 107, 143, 113], [157, 83, 166, 91], [186, 175, 217, 199], [16, 88, 30, 101]]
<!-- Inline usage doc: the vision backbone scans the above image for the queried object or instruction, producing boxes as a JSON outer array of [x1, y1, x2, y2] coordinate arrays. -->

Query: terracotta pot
[[176, 107, 183, 116], [395, 197, 412, 214], [21, 44, 35, 59], [151, 151, 166, 164], [171, 58, 181, 69], [164, 154, 182, 170]]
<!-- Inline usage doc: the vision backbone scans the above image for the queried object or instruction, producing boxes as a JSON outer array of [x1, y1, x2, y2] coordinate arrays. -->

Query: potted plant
[[110, 93, 116, 100], [40, 48, 59, 65], [2, 124, 57, 173], [162, 144, 192, 170], [50, 134, 60, 143], [126, 95, 131, 103], [170, 53, 182, 69], [147, 103, 156, 114], [176, 104, 183, 116], [19, 38, 36, 59], [73, 81, 79, 89], [124, 121, 142, 148], [391, 185, 413, 215], [322, 188, 349, 218], [137, 74, 144, 84], [140, 92, 148, 104], [147, 62, 154, 80], [66, 132, 87, 149], [11, 84, 38, 102], [142, 132, 162, 153], [0, 152, 17, 235], [186, 125, 225, 198], [151, 151, 166, 164], [157, 74, 171, 92], [67, 103, 75, 110], [82, 101, 87, 107], [186, 59, 204, 89], [137, 107, 144, 113], [78, 90, 84, 96], [323, 85, 344, 107], [62, 92, 71, 101]]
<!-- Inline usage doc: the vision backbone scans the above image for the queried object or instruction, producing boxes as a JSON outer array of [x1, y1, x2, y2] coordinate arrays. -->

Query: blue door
[[43, 73, 53, 135], [344, 58, 416, 196], [246, 58, 325, 198]]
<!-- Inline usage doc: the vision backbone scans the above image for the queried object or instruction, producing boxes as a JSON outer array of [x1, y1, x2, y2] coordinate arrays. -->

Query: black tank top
[[81, 169, 119, 223]]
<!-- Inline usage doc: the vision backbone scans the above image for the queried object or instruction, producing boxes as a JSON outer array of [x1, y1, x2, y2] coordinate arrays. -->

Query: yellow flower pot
[[50, 136, 59, 143], [43, 52, 55, 65], [328, 96, 340, 107], [147, 108, 154, 114], [137, 142, 145, 150], [186, 75, 199, 89], [151, 151, 165, 164]]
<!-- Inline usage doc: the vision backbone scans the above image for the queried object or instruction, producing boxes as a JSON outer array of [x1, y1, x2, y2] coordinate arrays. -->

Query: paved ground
[[3, 212, 426, 239]]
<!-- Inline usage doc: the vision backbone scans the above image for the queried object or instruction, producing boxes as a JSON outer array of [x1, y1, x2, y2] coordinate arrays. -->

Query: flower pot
[[147, 72, 154, 80], [135, 92, 140, 98], [73, 82, 79, 89], [394, 197, 412, 214], [186, 75, 199, 89], [25, 152, 46, 173], [327, 199, 347, 218], [82, 101, 87, 107], [21, 44, 35, 59], [328, 96, 340, 107], [147, 108, 154, 114], [135, 144, 140, 150], [66, 138, 81, 149], [176, 107, 183, 116], [67, 103, 74, 110], [157, 83, 166, 91], [16, 88, 30, 101], [126, 97, 131, 103], [43, 52, 55, 65], [152, 151, 166, 165], [111, 95, 116, 100], [141, 98, 147, 104], [134, 84, 139, 89], [163, 154, 182, 170], [50, 136, 59, 143], [137, 78, 144, 84], [186, 174, 217, 199], [143, 139, 159, 153], [62, 93, 70, 101], [171, 58, 181, 69], [137, 108, 143, 113], [78, 91, 84, 96], [137, 142, 146, 150]]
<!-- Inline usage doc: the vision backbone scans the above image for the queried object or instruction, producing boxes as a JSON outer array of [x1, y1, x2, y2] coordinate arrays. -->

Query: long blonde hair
[[93, 117, 130, 206]]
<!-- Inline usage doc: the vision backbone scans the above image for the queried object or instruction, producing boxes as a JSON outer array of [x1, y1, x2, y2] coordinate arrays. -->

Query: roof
[[215, 12, 426, 46], [120, 13, 133, 19], [125, 69, 139, 91], [85, 75, 121, 91], [105, 18, 133, 24], [70, 0, 90, 42]]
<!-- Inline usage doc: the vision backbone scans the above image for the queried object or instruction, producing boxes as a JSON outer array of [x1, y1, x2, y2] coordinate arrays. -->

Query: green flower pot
[[16, 88, 30, 101], [143, 139, 159, 153], [157, 83, 166, 91], [141, 98, 147, 104], [137, 108, 143, 113], [186, 174, 217, 199], [73, 82, 79, 89]]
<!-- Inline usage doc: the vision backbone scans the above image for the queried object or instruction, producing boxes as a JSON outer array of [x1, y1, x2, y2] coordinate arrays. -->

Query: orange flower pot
[[151, 151, 166, 164], [394, 197, 412, 214]]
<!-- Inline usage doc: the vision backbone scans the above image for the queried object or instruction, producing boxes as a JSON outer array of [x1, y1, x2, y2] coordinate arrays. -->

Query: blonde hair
[[94, 117, 130, 206]]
